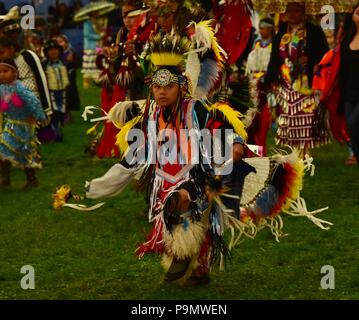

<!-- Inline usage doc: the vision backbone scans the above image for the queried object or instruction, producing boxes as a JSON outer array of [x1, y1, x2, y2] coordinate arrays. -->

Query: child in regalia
[[0, 59, 46, 188]]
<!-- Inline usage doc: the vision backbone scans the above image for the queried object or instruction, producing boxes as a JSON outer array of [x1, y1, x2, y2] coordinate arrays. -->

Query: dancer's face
[[0, 65, 17, 84], [47, 48, 61, 61], [56, 37, 68, 50], [122, 5, 140, 31], [259, 27, 273, 40], [285, 3, 305, 25], [158, 12, 174, 33], [152, 83, 179, 108]]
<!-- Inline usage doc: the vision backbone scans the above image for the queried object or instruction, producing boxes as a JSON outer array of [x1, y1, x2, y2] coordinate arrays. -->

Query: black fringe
[[208, 203, 231, 267]]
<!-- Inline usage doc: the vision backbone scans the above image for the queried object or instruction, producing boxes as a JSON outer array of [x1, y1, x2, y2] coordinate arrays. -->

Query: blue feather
[[195, 58, 220, 99], [255, 185, 280, 216]]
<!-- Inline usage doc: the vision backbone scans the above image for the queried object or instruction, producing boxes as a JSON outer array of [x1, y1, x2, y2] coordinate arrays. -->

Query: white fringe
[[283, 197, 332, 230], [163, 220, 206, 260]]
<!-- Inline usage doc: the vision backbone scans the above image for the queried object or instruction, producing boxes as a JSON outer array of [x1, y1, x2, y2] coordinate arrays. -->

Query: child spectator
[[43, 39, 70, 142], [57, 34, 81, 111]]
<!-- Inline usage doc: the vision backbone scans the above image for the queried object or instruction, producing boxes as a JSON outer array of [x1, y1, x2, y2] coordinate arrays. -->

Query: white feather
[[241, 157, 271, 206], [107, 99, 146, 128], [188, 21, 212, 56], [185, 52, 201, 95]]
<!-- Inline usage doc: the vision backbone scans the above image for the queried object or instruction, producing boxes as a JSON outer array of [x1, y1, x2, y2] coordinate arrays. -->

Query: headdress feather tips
[[149, 33, 190, 68]]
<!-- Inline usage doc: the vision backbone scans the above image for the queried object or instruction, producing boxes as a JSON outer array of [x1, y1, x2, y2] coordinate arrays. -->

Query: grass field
[[0, 77, 358, 300]]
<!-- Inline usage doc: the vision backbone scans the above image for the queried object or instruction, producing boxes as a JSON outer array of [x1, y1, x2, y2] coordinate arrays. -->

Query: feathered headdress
[[146, 33, 191, 88], [149, 33, 189, 70], [147, 19, 228, 99]]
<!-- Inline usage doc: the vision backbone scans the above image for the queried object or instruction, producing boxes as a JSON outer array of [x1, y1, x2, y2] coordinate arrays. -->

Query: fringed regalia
[[312, 47, 350, 144], [81, 19, 103, 81], [82, 28, 331, 284], [0, 81, 46, 168], [92, 8, 156, 158], [85, 95, 331, 282], [276, 28, 329, 149]]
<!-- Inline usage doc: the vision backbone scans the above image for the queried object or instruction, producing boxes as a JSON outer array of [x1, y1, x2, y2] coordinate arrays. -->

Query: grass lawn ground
[[0, 77, 358, 300]]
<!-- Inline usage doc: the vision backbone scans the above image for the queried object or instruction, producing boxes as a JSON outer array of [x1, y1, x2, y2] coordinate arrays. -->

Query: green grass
[[0, 78, 358, 300]]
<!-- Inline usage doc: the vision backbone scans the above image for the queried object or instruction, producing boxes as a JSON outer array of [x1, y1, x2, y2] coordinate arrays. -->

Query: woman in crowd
[[265, 2, 330, 156]]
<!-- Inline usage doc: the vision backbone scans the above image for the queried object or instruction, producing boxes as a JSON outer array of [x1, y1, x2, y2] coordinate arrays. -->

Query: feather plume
[[185, 51, 201, 95], [188, 20, 227, 64], [204, 102, 248, 141], [108, 100, 145, 129], [115, 115, 142, 160], [193, 58, 221, 100], [149, 33, 190, 68], [150, 52, 184, 67]]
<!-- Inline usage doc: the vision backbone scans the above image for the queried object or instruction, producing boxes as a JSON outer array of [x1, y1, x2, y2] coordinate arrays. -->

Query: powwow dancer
[[0, 59, 46, 188], [79, 30, 331, 286], [92, 1, 155, 158], [245, 17, 275, 156], [74, 1, 117, 89], [264, 2, 330, 155], [313, 3, 359, 166]]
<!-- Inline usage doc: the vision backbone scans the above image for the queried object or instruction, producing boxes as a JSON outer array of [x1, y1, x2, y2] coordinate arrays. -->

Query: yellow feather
[[150, 52, 183, 67], [86, 122, 100, 136], [115, 115, 142, 161], [281, 161, 305, 212], [196, 20, 226, 65], [204, 103, 248, 141]]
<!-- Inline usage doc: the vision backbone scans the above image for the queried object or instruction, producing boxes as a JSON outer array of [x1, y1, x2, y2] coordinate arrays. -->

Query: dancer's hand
[[124, 40, 135, 57], [177, 189, 191, 213], [233, 143, 244, 163], [104, 45, 118, 59]]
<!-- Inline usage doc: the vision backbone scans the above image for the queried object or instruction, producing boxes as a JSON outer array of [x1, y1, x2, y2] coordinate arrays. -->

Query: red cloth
[[247, 104, 271, 156], [96, 84, 126, 158], [214, 1, 252, 64], [312, 47, 350, 144]]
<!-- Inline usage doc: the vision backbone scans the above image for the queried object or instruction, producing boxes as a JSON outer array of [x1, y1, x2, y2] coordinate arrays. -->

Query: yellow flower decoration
[[281, 33, 291, 45]]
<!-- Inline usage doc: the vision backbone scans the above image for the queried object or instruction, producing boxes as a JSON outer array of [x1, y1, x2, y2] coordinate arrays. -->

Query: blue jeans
[[345, 101, 359, 161]]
